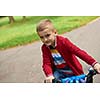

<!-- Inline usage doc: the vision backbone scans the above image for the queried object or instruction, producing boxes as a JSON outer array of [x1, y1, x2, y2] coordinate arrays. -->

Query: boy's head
[[36, 19, 57, 47]]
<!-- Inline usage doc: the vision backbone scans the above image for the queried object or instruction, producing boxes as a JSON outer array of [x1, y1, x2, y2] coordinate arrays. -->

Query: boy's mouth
[[44, 41, 51, 46]]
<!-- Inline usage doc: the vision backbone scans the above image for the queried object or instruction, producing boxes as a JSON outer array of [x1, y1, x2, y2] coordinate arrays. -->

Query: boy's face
[[38, 30, 56, 47]]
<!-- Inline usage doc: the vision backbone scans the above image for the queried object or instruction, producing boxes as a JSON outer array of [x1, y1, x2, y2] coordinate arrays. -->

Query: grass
[[0, 16, 99, 50]]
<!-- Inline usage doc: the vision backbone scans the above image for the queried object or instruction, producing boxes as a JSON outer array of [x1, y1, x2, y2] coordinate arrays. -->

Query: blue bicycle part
[[52, 67, 97, 83], [61, 74, 86, 83]]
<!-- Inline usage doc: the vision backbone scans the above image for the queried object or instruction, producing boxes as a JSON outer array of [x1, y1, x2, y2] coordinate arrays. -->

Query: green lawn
[[0, 16, 99, 50]]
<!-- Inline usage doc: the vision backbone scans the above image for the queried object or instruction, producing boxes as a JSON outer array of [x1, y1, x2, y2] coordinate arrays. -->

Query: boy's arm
[[65, 38, 97, 66], [65, 38, 100, 73], [42, 45, 54, 77]]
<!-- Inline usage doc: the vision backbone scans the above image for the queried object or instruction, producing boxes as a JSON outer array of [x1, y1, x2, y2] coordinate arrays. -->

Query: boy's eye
[[45, 34, 50, 37], [40, 34, 51, 39], [40, 36, 43, 39]]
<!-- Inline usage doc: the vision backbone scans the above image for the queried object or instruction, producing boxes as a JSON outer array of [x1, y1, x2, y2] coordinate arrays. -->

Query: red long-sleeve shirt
[[41, 35, 97, 77]]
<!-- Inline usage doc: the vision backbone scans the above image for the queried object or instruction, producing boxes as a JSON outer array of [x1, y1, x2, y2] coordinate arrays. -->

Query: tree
[[8, 16, 15, 23], [8, 16, 26, 24], [23, 16, 26, 19]]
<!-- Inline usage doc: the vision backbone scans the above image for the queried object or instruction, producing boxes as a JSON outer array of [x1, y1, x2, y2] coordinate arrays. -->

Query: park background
[[0, 16, 99, 50], [0, 0, 100, 100]]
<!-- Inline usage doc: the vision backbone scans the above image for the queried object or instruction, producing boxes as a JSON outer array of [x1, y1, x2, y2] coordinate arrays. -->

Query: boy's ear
[[53, 29, 57, 34]]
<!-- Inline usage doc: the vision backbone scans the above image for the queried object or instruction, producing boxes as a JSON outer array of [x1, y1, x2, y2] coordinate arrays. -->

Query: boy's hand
[[45, 76, 55, 83], [93, 63, 100, 74]]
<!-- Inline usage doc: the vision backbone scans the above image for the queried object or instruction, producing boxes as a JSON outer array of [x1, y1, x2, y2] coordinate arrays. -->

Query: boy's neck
[[49, 44, 56, 49], [49, 35, 57, 49]]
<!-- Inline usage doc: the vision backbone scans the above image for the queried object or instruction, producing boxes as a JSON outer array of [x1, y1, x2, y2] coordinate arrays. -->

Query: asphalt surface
[[0, 18, 100, 83]]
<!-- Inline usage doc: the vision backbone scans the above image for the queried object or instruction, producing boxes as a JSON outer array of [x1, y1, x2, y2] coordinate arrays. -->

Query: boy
[[36, 19, 100, 83]]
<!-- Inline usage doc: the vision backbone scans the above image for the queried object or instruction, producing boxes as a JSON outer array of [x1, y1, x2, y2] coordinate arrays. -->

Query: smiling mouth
[[44, 42, 51, 45], [45, 42, 50, 44]]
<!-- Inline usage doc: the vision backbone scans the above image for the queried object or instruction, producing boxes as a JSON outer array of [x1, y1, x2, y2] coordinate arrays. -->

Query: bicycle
[[52, 67, 97, 83], [44, 67, 97, 83]]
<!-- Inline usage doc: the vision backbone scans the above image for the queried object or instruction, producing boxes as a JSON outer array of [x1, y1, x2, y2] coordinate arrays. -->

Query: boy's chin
[[45, 43, 53, 47], [44, 42, 51, 46], [45, 44, 51, 46]]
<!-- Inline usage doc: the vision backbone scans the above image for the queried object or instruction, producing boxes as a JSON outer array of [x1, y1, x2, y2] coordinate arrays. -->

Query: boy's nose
[[43, 37, 48, 42]]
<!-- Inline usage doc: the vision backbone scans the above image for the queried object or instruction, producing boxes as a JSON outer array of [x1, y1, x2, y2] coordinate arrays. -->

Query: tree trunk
[[23, 16, 26, 19], [8, 16, 15, 23]]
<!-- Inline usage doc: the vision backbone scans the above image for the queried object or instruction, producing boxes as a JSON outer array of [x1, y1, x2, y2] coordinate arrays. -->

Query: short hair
[[36, 19, 55, 33]]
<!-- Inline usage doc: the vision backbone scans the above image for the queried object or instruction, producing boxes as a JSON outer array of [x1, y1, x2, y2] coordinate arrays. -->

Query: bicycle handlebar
[[52, 68, 97, 83], [86, 68, 97, 83]]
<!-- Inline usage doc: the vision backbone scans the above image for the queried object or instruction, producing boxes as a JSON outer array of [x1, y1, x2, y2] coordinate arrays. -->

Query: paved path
[[0, 18, 100, 83]]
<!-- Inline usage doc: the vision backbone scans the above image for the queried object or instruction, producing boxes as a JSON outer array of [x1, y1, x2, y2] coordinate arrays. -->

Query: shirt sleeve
[[64, 38, 97, 66], [42, 45, 53, 77]]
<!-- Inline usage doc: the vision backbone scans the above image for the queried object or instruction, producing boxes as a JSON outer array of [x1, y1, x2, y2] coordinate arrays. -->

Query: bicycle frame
[[52, 68, 97, 83]]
